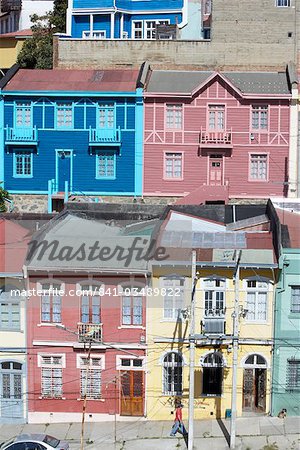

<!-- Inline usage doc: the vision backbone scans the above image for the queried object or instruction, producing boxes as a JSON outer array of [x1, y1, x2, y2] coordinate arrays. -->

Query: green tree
[[17, 0, 67, 69], [0, 186, 11, 212]]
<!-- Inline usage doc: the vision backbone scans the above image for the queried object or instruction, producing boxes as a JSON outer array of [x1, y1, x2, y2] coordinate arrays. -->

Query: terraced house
[[0, 65, 146, 212]]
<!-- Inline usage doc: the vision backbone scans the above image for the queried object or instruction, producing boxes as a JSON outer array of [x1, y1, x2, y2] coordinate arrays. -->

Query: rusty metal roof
[[3, 68, 140, 92]]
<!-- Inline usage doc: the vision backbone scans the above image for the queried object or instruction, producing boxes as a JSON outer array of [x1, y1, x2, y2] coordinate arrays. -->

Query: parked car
[[0, 434, 69, 450]]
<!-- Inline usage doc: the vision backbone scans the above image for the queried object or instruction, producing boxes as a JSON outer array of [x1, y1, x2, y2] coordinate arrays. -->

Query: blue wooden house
[[66, 0, 204, 40], [0, 64, 146, 211]]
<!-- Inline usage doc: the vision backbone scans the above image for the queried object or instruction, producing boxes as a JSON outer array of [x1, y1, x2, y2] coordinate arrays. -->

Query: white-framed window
[[15, 102, 32, 127], [251, 105, 268, 130], [291, 286, 300, 313], [82, 30, 106, 38], [162, 352, 183, 395], [132, 19, 170, 39], [56, 102, 73, 128], [249, 154, 268, 181], [78, 355, 103, 399], [132, 20, 143, 39], [245, 280, 269, 322], [164, 152, 183, 179], [96, 153, 116, 179], [79, 284, 101, 324], [122, 295, 143, 325], [166, 104, 183, 129], [0, 287, 20, 330], [40, 283, 63, 323], [39, 354, 64, 399], [276, 0, 290, 6], [98, 104, 115, 128], [161, 277, 185, 320], [202, 352, 224, 396], [208, 105, 225, 130], [203, 278, 226, 316], [286, 358, 300, 392], [116, 356, 145, 370]]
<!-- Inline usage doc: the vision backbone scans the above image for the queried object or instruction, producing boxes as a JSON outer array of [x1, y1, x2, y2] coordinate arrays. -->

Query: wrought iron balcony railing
[[77, 323, 102, 343]]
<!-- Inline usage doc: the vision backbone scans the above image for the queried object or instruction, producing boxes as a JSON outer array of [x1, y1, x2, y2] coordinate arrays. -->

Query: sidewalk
[[0, 416, 299, 450]]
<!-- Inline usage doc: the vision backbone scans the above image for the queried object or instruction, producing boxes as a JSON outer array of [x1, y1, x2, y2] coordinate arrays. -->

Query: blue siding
[[130, 13, 181, 23], [72, 15, 90, 38], [74, 106, 84, 129], [86, 106, 96, 128], [93, 15, 111, 37], [45, 105, 55, 128], [114, 13, 121, 38], [117, 0, 183, 10], [4, 105, 13, 127], [33, 105, 43, 128], [74, 0, 113, 8]]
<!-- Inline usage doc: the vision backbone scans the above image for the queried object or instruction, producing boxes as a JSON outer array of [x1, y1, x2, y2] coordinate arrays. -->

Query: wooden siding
[[144, 78, 290, 199]]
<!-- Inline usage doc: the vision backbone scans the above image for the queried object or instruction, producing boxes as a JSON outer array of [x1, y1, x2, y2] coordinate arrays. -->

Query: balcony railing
[[5, 126, 38, 145], [199, 128, 232, 147], [1, 0, 21, 12], [202, 317, 226, 335], [89, 126, 121, 146], [77, 323, 103, 343], [205, 308, 226, 317]]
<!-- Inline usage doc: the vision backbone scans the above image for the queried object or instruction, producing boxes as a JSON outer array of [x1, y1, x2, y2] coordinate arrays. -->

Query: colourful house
[[0, 29, 32, 71], [0, 65, 146, 212], [24, 204, 160, 423], [144, 68, 292, 203], [271, 199, 300, 416], [146, 204, 278, 420], [66, 0, 206, 40]]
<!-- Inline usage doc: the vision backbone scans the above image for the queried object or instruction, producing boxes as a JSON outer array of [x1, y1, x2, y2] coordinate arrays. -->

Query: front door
[[56, 150, 72, 192], [0, 361, 23, 422], [209, 155, 223, 186], [243, 368, 266, 412], [120, 371, 144, 416]]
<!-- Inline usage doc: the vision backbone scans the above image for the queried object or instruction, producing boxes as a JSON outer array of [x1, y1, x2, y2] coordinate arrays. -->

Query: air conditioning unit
[[203, 317, 225, 335]]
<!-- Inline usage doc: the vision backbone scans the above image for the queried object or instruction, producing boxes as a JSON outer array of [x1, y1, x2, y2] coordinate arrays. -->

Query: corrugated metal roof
[[146, 70, 290, 96], [0, 28, 32, 38], [3, 69, 140, 92]]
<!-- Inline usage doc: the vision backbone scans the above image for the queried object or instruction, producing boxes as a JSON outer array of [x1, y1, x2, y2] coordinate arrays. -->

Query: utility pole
[[188, 250, 197, 450], [230, 250, 242, 449], [81, 340, 92, 450]]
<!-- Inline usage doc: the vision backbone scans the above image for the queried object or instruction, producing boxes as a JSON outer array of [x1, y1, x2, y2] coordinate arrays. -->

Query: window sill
[[200, 394, 223, 398], [163, 178, 184, 182], [0, 328, 23, 332], [13, 175, 33, 179], [39, 396, 66, 400], [77, 398, 105, 402], [37, 323, 64, 327], [96, 177, 116, 181], [160, 318, 182, 323], [118, 325, 145, 330]]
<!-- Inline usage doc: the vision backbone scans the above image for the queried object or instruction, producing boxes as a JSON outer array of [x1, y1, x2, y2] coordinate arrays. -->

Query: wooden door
[[209, 156, 223, 186], [243, 368, 266, 412], [256, 369, 266, 411], [243, 368, 254, 410], [120, 371, 144, 416]]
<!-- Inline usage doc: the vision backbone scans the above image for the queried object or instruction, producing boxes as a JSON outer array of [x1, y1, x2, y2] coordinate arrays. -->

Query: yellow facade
[[0, 37, 27, 69], [146, 267, 275, 421]]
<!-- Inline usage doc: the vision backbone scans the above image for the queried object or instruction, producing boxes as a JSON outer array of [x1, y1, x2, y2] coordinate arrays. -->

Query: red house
[[25, 207, 154, 423], [144, 68, 292, 203]]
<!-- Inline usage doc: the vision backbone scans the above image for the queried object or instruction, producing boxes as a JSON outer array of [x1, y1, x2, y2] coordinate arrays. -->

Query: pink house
[[143, 68, 292, 203]]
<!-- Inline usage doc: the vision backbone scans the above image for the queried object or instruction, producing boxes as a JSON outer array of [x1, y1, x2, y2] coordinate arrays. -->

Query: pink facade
[[27, 274, 147, 421], [144, 72, 290, 202]]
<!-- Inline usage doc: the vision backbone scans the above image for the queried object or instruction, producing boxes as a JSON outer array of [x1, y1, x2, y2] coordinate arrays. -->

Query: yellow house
[[146, 209, 277, 421], [0, 29, 32, 70]]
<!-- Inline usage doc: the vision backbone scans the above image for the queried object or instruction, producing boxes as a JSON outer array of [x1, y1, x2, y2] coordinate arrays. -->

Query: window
[[204, 278, 225, 316], [0, 288, 20, 329], [13, 151, 32, 177], [163, 352, 183, 395], [166, 104, 182, 129], [164, 153, 183, 179], [40, 355, 63, 399], [122, 295, 142, 325], [82, 30, 106, 38], [98, 105, 114, 128], [249, 154, 268, 181], [276, 0, 290, 6], [96, 153, 116, 179], [132, 21, 143, 39], [162, 277, 184, 320], [56, 103, 73, 128], [246, 280, 268, 322], [251, 106, 268, 130], [208, 105, 225, 130], [286, 359, 300, 392], [15, 102, 31, 127], [145, 20, 156, 39], [79, 356, 102, 399], [80, 285, 101, 324], [117, 356, 144, 370], [41, 283, 62, 323], [291, 286, 300, 313], [202, 352, 223, 396]]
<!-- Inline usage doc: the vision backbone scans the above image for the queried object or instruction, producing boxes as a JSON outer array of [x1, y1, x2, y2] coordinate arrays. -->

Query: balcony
[[5, 126, 38, 146], [1, 0, 21, 12], [77, 323, 103, 343], [89, 126, 121, 147], [199, 128, 232, 147]]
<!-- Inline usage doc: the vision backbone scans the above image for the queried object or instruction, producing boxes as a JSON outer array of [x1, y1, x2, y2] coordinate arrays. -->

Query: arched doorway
[[242, 354, 267, 413], [0, 361, 24, 422]]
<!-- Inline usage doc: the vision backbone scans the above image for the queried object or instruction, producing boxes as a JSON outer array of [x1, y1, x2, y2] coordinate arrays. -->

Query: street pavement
[[0, 416, 299, 449]]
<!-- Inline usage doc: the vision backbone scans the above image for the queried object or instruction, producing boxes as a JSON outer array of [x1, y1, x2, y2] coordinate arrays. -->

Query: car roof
[[15, 434, 47, 442]]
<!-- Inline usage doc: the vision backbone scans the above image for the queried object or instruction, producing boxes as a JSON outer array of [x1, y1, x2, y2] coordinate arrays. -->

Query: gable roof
[[3, 68, 140, 92], [146, 69, 291, 98]]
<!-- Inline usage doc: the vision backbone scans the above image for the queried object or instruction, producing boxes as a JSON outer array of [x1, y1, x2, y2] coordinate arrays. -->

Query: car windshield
[[0, 439, 15, 449], [43, 436, 60, 448]]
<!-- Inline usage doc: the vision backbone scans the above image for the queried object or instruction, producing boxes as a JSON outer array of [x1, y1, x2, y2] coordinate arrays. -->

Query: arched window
[[202, 352, 224, 396], [244, 354, 267, 368], [163, 352, 183, 395]]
